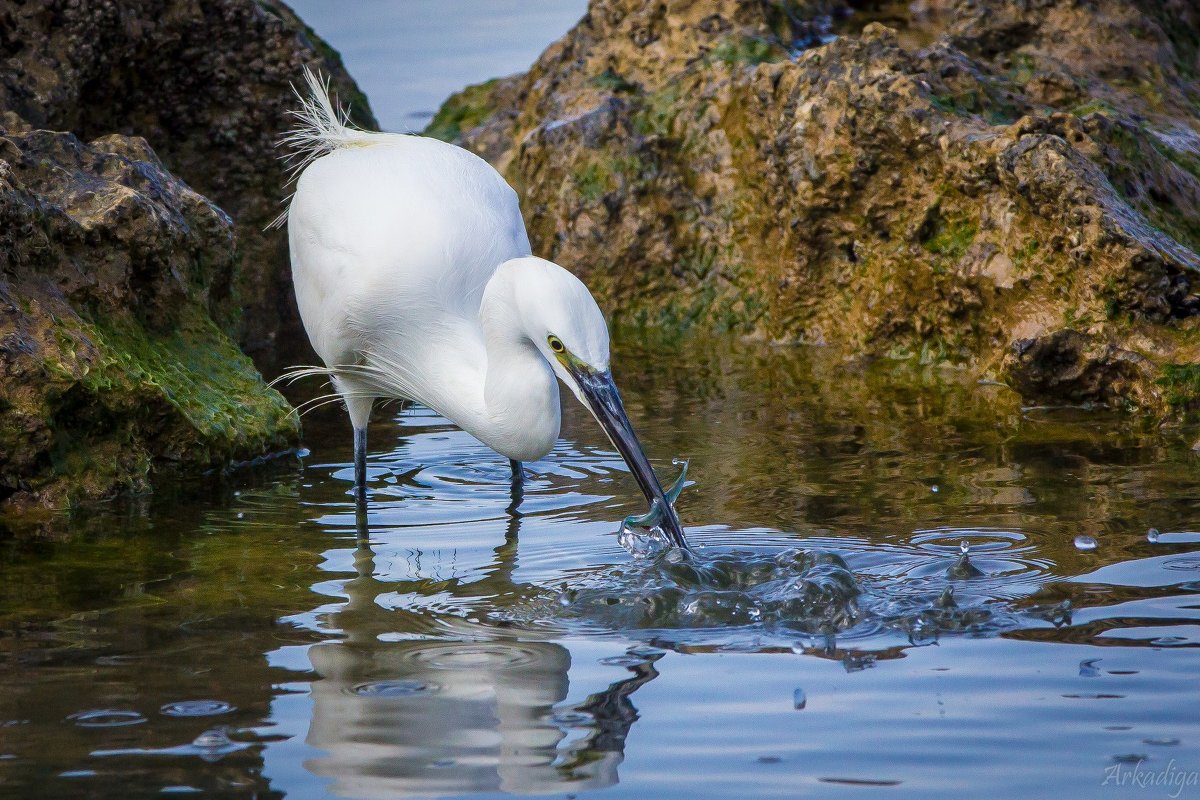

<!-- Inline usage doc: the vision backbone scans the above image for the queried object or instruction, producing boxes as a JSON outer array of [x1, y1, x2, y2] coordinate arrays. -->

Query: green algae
[[632, 86, 683, 139], [921, 216, 978, 259], [5, 308, 299, 512], [592, 68, 638, 93], [81, 313, 296, 449], [425, 78, 506, 142], [573, 153, 653, 203], [1158, 363, 1200, 412], [707, 36, 784, 67], [574, 162, 612, 203]]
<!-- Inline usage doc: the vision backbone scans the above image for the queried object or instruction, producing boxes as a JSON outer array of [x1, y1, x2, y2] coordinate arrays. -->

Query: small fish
[[622, 461, 689, 547]]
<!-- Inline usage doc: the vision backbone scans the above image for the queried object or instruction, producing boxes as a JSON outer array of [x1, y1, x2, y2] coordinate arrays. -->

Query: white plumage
[[280, 70, 687, 546]]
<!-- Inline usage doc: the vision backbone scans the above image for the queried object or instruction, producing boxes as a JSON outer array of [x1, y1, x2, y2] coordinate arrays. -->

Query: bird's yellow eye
[[548, 335, 565, 354]]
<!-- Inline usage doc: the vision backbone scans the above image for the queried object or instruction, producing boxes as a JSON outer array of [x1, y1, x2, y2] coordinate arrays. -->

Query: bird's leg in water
[[505, 460, 524, 543], [354, 497, 369, 546], [353, 426, 368, 497]]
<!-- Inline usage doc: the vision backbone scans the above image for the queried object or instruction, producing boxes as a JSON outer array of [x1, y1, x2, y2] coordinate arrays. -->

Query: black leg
[[506, 462, 525, 544], [509, 458, 524, 490], [353, 426, 368, 497], [507, 459, 524, 519]]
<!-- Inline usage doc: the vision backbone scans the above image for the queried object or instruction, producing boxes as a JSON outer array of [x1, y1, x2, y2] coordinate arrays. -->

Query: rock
[[433, 0, 1200, 417], [0, 128, 296, 513], [0, 0, 377, 356], [0, 0, 379, 514]]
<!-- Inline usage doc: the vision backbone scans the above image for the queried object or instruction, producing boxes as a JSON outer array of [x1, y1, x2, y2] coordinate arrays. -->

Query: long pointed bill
[[568, 366, 689, 549]]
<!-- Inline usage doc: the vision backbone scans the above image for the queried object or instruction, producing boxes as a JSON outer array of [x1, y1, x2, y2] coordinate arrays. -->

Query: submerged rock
[[434, 0, 1200, 417], [0, 128, 296, 513]]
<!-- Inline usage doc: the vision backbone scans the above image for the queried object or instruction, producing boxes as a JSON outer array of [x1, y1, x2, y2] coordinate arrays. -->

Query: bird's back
[[287, 132, 532, 374]]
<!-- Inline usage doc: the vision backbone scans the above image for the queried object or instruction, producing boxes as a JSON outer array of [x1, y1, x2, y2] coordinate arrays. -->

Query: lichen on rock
[[434, 0, 1200, 418]]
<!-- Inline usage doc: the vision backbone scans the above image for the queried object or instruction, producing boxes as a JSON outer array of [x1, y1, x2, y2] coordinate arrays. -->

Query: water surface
[[2, 337, 1199, 798], [285, 0, 588, 130]]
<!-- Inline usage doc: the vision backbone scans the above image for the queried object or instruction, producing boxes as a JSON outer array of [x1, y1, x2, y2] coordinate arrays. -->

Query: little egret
[[278, 71, 688, 547]]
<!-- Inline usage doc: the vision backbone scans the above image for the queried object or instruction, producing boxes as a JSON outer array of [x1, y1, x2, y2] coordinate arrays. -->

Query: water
[[2, 337, 1199, 798], [285, 0, 588, 131]]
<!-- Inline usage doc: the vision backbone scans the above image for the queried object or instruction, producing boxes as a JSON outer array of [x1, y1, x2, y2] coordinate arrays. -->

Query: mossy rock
[[0, 128, 298, 516], [441, 0, 1200, 419]]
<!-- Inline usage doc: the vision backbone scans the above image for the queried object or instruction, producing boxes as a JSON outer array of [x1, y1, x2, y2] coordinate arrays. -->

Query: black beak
[[570, 367, 689, 549]]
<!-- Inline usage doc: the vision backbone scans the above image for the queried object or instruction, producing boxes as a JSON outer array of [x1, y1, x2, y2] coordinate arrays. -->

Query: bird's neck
[[475, 331, 560, 461], [441, 270, 559, 461]]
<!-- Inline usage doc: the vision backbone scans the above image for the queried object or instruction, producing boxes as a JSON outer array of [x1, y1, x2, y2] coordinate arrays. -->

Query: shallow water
[[2, 337, 1199, 798]]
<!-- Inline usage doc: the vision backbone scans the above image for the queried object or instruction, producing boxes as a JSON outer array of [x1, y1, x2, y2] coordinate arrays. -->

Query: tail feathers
[[269, 67, 376, 229]]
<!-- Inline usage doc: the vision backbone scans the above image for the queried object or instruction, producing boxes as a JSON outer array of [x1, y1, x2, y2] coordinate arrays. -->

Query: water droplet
[[236, 512, 245, 520], [192, 728, 234, 749], [67, 709, 147, 728], [1074, 535, 1098, 551], [349, 680, 436, 698], [931, 485, 939, 493], [948, 550, 983, 579], [160, 700, 235, 718], [617, 526, 667, 559], [1143, 737, 1180, 746], [1147, 528, 1160, 543], [793, 689, 807, 710], [959, 539, 969, 555]]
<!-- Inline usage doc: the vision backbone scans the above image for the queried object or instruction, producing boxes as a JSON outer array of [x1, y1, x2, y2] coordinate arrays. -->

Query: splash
[[499, 532, 1069, 652]]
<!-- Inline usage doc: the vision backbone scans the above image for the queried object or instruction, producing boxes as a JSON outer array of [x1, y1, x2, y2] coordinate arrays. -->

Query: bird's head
[[495, 257, 688, 548]]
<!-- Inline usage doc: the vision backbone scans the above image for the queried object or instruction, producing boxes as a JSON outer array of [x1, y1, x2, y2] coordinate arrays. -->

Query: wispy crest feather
[[269, 67, 378, 230]]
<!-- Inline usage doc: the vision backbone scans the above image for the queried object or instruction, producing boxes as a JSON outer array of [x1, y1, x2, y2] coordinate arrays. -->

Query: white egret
[[278, 71, 687, 547]]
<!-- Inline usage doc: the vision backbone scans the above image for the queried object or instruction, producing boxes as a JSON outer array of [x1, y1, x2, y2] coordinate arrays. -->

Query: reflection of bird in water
[[303, 508, 660, 797], [279, 70, 687, 547]]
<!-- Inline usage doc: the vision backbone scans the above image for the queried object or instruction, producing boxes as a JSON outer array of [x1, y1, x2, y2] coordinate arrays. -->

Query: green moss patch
[[707, 37, 785, 67], [79, 312, 296, 451], [425, 78, 505, 142], [1158, 363, 1200, 411], [18, 308, 299, 509], [922, 216, 978, 259]]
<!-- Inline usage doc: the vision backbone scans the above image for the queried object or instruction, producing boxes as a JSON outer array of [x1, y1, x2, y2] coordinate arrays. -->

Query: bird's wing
[[287, 134, 531, 407]]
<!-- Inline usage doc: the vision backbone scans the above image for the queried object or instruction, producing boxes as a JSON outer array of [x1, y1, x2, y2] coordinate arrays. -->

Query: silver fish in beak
[[567, 364, 689, 549]]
